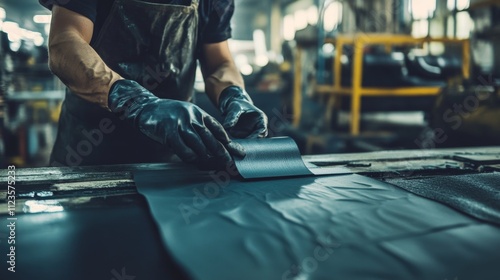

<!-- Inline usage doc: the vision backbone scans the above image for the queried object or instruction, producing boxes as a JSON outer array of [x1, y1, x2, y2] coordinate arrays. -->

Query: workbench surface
[[1, 147, 499, 279]]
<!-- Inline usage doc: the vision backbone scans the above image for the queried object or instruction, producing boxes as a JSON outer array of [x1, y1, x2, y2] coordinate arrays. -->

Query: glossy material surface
[[109, 80, 243, 168], [233, 137, 312, 179], [0, 199, 187, 280], [95, 0, 199, 100], [135, 170, 500, 280], [218, 86, 268, 139]]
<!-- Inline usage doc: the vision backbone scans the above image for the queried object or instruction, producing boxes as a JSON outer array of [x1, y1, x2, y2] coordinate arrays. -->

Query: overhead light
[[2, 21, 19, 34], [33, 15, 52, 24], [9, 41, 21, 52], [34, 34, 44, 46], [255, 55, 269, 67], [253, 29, 269, 67], [234, 54, 249, 66], [324, 2, 343, 32], [240, 64, 253, 76], [322, 43, 335, 54], [23, 30, 44, 46], [22, 29, 37, 40], [283, 15, 295, 41], [3, 21, 21, 42], [0, 7, 6, 21], [2, 21, 46, 46], [307, 6, 318, 26], [294, 10, 308, 30], [410, 0, 436, 19]]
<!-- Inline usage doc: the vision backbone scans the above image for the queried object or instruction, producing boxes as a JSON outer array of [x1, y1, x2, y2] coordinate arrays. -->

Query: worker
[[41, 0, 268, 169]]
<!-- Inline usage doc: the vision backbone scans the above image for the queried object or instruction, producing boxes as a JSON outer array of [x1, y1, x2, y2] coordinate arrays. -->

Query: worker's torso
[[92, 0, 200, 100], [51, 0, 202, 166], [90, 0, 213, 52]]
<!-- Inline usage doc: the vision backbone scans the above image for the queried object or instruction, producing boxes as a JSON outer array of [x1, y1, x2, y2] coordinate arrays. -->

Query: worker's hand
[[108, 80, 245, 169], [218, 86, 268, 139]]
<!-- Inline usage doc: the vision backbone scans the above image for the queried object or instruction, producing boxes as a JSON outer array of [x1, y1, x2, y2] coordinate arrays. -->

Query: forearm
[[204, 61, 244, 107], [49, 31, 122, 109]]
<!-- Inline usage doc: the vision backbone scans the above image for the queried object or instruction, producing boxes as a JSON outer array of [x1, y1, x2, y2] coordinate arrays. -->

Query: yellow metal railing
[[294, 33, 471, 135]]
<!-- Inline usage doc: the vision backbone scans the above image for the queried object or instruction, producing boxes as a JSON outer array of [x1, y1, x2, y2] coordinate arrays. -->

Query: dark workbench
[[1, 147, 499, 279]]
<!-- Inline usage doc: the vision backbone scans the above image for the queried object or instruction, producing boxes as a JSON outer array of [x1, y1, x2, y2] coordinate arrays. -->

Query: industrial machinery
[[428, 0, 500, 148]]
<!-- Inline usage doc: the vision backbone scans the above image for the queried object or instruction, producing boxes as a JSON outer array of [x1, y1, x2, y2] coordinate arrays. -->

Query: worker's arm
[[201, 41, 244, 105], [200, 41, 268, 138], [49, 6, 244, 169], [48, 5, 122, 109]]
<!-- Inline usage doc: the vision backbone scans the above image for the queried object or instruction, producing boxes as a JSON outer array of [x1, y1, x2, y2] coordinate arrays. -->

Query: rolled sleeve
[[203, 0, 234, 43], [39, 0, 98, 23]]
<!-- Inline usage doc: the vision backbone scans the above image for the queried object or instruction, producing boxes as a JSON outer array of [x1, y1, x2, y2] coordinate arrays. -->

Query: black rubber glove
[[218, 86, 268, 139], [108, 80, 245, 169]]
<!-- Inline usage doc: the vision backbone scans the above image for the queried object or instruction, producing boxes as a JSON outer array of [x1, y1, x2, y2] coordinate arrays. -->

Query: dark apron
[[50, 0, 199, 167]]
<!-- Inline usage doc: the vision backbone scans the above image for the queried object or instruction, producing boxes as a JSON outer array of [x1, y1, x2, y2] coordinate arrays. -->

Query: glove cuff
[[108, 79, 159, 129], [108, 79, 157, 112], [109, 79, 126, 97], [218, 86, 253, 113]]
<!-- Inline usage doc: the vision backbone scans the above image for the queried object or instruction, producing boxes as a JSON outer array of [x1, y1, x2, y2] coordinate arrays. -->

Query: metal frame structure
[[294, 33, 471, 135]]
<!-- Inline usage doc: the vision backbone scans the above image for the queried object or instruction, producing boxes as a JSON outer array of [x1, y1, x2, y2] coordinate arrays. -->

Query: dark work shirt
[[39, 0, 234, 45]]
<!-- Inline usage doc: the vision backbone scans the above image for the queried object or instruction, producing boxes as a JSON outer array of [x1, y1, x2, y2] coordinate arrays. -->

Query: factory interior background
[[0, 0, 499, 168]]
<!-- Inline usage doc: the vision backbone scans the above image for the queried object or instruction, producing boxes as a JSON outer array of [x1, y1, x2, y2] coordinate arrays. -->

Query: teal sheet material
[[233, 137, 312, 179], [387, 173, 500, 225], [134, 170, 500, 279], [232, 137, 351, 179]]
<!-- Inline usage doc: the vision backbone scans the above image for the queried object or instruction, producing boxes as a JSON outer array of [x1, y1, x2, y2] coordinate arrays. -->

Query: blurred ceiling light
[[3, 21, 21, 42], [294, 10, 308, 30], [234, 54, 249, 66], [456, 11, 473, 39], [3, 21, 19, 34], [240, 64, 253, 76], [307, 6, 318, 25], [324, 2, 342, 32], [234, 54, 252, 75], [283, 15, 295, 41], [34, 33, 44, 46], [22, 29, 37, 40], [9, 41, 21, 52], [33, 14, 52, 24], [8, 32, 21, 42], [340, 54, 348, 64], [448, 0, 470, 10], [0, 7, 6, 21], [456, 0, 470, 10], [412, 20, 429, 38], [3, 21, 46, 46], [447, 0, 455, 10], [391, 52, 405, 61], [253, 29, 269, 67], [255, 55, 269, 67], [322, 43, 334, 54], [410, 0, 436, 19]]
